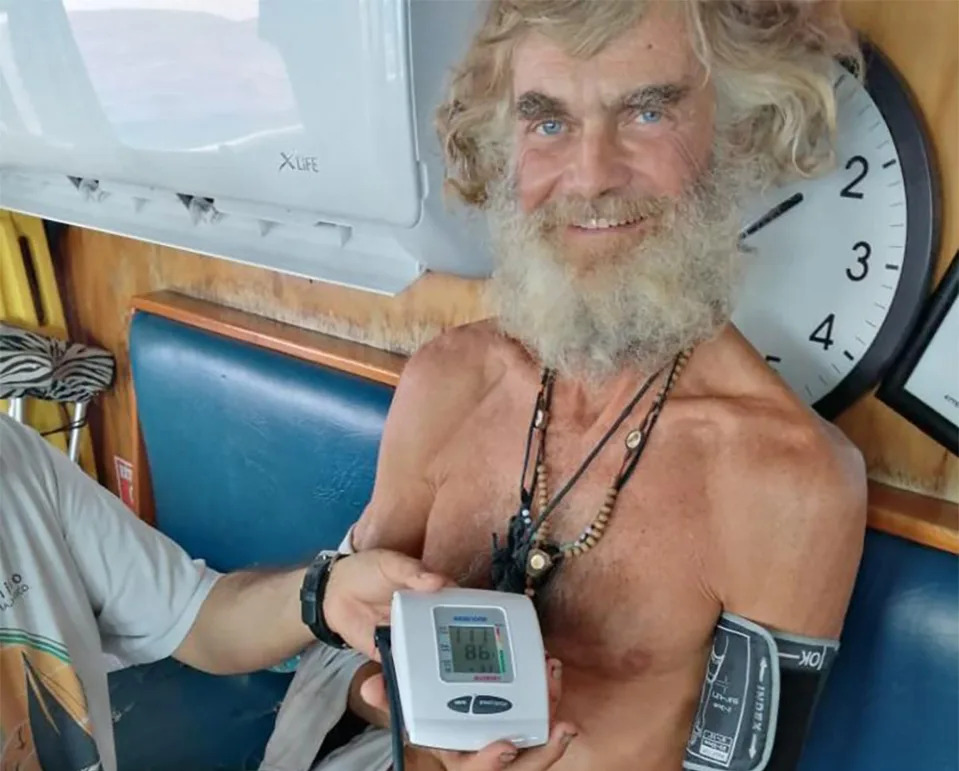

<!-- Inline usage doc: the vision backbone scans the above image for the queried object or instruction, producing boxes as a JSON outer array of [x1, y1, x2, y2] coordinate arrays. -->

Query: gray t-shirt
[[0, 415, 221, 771]]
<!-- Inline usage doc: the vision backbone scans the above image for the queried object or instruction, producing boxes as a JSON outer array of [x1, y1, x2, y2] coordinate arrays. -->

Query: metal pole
[[8, 397, 24, 422], [68, 401, 87, 463]]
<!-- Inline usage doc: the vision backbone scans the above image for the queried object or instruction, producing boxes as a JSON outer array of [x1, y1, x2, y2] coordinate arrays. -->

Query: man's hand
[[324, 549, 453, 659], [360, 658, 577, 770]]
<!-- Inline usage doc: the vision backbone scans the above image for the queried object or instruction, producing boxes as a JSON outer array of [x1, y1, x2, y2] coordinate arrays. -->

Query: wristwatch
[[300, 550, 349, 648]]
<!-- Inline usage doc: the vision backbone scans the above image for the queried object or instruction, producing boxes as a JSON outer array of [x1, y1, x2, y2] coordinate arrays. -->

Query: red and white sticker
[[114, 456, 135, 509]]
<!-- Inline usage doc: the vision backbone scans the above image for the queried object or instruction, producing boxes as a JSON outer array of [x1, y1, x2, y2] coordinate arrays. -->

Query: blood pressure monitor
[[376, 588, 550, 760]]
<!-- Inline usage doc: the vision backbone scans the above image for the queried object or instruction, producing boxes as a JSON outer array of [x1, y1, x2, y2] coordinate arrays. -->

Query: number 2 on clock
[[839, 156, 869, 199]]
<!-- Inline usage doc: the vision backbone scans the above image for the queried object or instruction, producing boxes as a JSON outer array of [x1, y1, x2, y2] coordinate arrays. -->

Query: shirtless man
[[353, 2, 869, 769]]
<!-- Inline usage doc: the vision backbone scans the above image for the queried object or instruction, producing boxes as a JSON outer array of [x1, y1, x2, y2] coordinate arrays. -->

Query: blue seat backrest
[[129, 311, 394, 571], [800, 529, 958, 771]]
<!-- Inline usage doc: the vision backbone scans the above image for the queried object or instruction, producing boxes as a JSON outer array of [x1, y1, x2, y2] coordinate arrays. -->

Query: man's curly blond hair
[[435, 0, 863, 207]]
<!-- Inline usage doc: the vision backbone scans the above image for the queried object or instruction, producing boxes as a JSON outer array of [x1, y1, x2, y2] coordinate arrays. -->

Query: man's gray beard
[[485, 161, 749, 381]]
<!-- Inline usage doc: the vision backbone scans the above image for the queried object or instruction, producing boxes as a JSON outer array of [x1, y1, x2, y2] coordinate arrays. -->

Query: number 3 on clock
[[847, 241, 872, 281]]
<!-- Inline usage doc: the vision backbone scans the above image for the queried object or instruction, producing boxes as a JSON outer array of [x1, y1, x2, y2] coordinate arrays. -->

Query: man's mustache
[[528, 194, 671, 230]]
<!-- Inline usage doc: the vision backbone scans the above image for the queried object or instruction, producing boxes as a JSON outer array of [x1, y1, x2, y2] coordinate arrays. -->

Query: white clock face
[[732, 67, 909, 407]]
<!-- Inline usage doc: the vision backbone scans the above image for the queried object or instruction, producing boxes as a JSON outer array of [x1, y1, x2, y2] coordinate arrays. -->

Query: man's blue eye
[[536, 119, 564, 136], [637, 109, 662, 124]]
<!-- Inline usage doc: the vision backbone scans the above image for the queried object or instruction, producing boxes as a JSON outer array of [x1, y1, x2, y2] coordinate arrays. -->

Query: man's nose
[[566, 127, 630, 199]]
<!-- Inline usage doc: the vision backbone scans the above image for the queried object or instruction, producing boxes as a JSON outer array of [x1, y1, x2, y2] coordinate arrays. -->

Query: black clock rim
[[812, 39, 941, 420]]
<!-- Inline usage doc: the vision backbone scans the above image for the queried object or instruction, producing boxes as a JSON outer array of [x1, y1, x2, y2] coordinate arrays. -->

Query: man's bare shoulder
[[397, 319, 519, 403], [381, 320, 527, 457], [693, 325, 867, 538], [722, 328, 860, 479], [727, 403, 867, 518]]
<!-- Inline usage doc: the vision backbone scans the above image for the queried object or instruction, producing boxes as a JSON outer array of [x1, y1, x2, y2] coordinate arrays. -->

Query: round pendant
[[526, 548, 553, 578], [625, 429, 643, 449]]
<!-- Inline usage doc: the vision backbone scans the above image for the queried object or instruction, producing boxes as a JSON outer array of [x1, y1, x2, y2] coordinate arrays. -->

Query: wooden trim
[[127, 290, 958, 555], [131, 290, 405, 387], [129, 377, 155, 526], [867, 480, 958, 554]]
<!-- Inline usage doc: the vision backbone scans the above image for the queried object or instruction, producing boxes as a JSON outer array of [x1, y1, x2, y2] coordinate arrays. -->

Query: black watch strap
[[300, 550, 348, 648]]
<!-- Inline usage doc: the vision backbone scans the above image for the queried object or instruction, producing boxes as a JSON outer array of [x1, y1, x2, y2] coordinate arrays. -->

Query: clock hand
[[739, 192, 805, 240]]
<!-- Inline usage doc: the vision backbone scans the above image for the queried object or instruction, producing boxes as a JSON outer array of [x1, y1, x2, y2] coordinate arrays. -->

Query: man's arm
[[716, 421, 868, 638], [713, 418, 868, 769], [170, 567, 310, 674]]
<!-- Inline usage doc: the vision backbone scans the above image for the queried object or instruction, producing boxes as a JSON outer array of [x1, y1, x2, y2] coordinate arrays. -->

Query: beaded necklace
[[490, 349, 690, 602]]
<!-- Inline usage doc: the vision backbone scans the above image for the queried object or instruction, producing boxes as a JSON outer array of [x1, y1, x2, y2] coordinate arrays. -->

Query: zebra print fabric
[[0, 323, 55, 399], [0, 323, 115, 402], [47, 341, 116, 403]]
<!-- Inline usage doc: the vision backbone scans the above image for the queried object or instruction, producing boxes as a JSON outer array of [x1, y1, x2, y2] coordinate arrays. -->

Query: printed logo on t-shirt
[[0, 574, 28, 612], [0, 628, 102, 771]]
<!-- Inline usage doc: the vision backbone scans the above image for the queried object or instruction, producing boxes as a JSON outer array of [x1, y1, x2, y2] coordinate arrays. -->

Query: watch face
[[732, 46, 938, 419]]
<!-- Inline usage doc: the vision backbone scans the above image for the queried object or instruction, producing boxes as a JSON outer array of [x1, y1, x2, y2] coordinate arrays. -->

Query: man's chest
[[419, 412, 721, 675]]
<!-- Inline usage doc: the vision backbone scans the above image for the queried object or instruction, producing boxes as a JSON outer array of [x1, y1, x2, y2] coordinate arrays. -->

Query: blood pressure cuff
[[683, 612, 839, 771]]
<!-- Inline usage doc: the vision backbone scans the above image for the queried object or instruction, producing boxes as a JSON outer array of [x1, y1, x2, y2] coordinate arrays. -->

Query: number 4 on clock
[[810, 314, 836, 350]]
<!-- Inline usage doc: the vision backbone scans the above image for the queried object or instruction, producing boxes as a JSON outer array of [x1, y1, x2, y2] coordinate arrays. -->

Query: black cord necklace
[[490, 349, 690, 602]]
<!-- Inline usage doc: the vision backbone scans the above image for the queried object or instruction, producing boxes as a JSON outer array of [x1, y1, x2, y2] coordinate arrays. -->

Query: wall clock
[[732, 40, 940, 420]]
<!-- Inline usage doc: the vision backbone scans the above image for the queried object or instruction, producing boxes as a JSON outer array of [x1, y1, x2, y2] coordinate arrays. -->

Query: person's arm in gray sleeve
[[43, 425, 449, 672], [173, 548, 451, 673]]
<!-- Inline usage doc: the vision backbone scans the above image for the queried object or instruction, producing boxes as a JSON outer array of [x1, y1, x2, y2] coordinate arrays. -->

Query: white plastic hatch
[[0, 0, 491, 294]]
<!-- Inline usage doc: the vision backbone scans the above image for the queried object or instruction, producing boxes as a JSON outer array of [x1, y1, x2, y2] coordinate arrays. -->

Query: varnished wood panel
[[866, 479, 959, 554], [55, 0, 957, 506], [834, 0, 959, 500]]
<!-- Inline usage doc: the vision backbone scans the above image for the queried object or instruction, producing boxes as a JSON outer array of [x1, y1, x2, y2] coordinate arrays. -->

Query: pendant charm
[[534, 408, 546, 428], [523, 540, 562, 610], [526, 547, 554, 580]]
